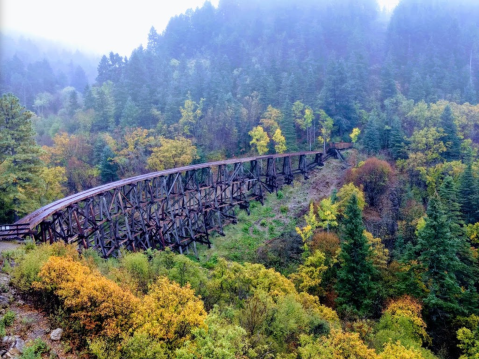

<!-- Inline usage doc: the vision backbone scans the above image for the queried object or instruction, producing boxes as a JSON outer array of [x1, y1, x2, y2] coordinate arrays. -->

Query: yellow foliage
[[179, 96, 204, 136], [33, 256, 140, 339], [38, 166, 67, 204], [273, 128, 287, 154], [289, 250, 327, 295], [132, 276, 207, 348], [317, 198, 338, 231], [122, 128, 152, 153], [249, 126, 270, 155], [147, 136, 198, 171], [299, 330, 377, 359], [296, 292, 340, 326], [466, 222, 479, 244], [336, 183, 366, 213], [350, 128, 361, 143], [379, 342, 429, 359], [364, 231, 389, 270], [384, 296, 429, 345], [260, 105, 282, 135]]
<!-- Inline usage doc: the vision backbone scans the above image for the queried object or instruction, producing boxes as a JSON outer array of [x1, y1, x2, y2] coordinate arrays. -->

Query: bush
[[33, 256, 140, 339], [132, 276, 207, 349], [12, 242, 79, 292], [2, 310, 16, 327], [20, 338, 49, 359], [120, 252, 151, 294], [345, 158, 393, 208]]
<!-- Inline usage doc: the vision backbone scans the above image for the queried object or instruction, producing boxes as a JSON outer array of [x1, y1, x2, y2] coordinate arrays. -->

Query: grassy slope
[[197, 157, 349, 265]]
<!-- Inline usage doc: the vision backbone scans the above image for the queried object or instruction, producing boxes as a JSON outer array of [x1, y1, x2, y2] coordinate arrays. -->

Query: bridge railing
[[0, 223, 31, 239]]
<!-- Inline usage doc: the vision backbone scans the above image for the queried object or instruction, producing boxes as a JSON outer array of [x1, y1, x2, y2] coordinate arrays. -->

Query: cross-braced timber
[[0, 150, 349, 257]]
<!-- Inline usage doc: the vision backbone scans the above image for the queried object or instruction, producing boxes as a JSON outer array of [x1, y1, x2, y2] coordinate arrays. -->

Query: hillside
[[1, 0, 479, 357]]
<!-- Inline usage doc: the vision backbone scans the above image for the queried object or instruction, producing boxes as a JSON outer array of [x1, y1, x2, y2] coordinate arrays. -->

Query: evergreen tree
[[319, 60, 357, 137], [405, 196, 478, 342], [362, 112, 380, 155], [99, 146, 119, 183], [439, 176, 477, 288], [389, 117, 407, 160], [0, 94, 43, 223], [335, 194, 378, 318], [280, 100, 298, 152], [408, 72, 425, 103], [440, 105, 461, 160], [120, 97, 140, 128], [463, 79, 477, 105], [380, 63, 397, 103], [459, 162, 479, 224]]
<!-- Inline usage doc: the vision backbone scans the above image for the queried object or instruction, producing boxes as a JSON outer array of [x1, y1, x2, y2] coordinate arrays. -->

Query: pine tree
[[280, 100, 298, 152], [440, 105, 461, 161], [99, 146, 119, 184], [335, 194, 378, 318], [0, 94, 43, 223], [408, 72, 425, 103], [120, 97, 140, 128], [463, 79, 477, 105], [362, 112, 380, 155], [380, 63, 397, 103], [405, 196, 478, 341], [459, 162, 479, 224], [389, 117, 407, 160]]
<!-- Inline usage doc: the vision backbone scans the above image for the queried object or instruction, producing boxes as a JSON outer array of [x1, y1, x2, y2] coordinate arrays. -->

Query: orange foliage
[[346, 158, 393, 207], [310, 232, 340, 259], [33, 256, 139, 339]]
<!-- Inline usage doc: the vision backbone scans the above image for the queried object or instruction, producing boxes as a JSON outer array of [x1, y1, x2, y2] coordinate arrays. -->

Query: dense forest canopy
[[1, 0, 479, 357]]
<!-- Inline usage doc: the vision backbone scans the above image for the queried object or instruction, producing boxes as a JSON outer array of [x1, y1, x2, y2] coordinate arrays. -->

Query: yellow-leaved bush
[[378, 342, 432, 359], [132, 276, 207, 349], [33, 256, 140, 339], [298, 330, 377, 359]]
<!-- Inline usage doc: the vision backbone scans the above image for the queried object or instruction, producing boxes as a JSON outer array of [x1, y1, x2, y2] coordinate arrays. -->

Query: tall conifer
[[440, 105, 461, 161], [335, 194, 378, 317]]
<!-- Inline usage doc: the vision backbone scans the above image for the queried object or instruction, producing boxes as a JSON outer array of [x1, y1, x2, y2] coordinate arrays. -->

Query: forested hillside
[[1, 0, 479, 358], [0, 33, 98, 108]]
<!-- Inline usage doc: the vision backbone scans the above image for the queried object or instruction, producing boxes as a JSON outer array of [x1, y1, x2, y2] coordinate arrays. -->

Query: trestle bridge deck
[[0, 145, 350, 257]]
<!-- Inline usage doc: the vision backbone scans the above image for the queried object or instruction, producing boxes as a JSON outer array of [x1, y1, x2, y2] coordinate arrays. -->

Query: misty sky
[[1, 0, 400, 57]]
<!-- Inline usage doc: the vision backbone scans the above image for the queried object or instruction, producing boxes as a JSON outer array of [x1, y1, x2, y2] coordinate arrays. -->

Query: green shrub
[[260, 219, 268, 227], [2, 260, 12, 274], [280, 205, 289, 214], [20, 338, 49, 359], [11, 243, 78, 292], [121, 252, 151, 293], [3, 310, 16, 327], [277, 190, 284, 199], [122, 332, 168, 359]]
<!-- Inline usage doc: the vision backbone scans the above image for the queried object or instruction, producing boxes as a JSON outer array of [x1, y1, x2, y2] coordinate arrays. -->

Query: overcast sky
[[1, 0, 400, 57]]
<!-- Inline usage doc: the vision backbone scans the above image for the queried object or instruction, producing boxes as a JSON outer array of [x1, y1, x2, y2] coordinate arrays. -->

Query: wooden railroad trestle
[[1, 151, 325, 257]]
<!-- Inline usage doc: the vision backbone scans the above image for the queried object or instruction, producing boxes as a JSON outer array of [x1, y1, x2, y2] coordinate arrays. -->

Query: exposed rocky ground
[[0, 243, 74, 359]]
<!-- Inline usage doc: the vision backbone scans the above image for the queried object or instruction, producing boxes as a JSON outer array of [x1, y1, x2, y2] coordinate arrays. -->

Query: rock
[[50, 328, 63, 341], [32, 328, 46, 338], [2, 336, 15, 346], [14, 338, 24, 354], [0, 296, 9, 309]]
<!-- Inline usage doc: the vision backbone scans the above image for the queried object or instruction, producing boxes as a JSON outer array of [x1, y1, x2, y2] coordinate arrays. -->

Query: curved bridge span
[[1, 151, 332, 257]]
